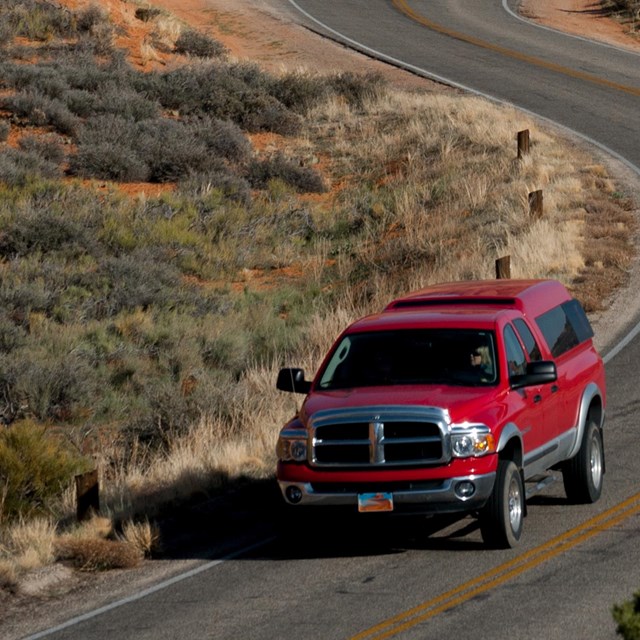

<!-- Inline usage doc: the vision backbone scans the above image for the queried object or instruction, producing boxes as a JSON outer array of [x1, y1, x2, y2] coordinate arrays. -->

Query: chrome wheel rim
[[508, 475, 523, 532], [591, 433, 603, 490]]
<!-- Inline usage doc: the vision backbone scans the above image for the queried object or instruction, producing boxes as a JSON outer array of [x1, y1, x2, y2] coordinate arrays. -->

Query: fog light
[[286, 485, 303, 504], [455, 481, 476, 500]]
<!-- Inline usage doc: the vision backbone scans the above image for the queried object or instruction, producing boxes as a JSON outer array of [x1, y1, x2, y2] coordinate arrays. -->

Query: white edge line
[[24, 537, 275, 640], [287, 0, 640, 365]]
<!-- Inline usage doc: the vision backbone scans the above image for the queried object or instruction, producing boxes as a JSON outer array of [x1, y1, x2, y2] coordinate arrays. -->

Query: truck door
[[503, 324, 548, 455], [512, 318, 563, 445]]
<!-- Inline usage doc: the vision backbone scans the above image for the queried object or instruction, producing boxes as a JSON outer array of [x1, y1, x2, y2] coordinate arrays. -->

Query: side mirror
[[511, 360, 557, 389], [276, 368, 311, 395]]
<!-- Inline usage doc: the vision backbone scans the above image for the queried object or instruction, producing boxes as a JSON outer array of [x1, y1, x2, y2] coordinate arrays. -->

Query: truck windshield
[[318, 329, 498, 389]]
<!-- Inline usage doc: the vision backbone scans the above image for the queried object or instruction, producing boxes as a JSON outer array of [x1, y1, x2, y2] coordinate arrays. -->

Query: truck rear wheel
[[562, 419, 604, 504], [480, 460, 524, 549]]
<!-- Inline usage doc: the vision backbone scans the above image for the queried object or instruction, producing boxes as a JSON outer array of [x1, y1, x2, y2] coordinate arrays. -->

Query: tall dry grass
[[1, 12, 636, 584], [5, 81, 636, 579]]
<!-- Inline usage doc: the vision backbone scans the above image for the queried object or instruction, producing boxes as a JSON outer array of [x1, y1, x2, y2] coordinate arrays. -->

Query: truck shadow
[[150, 477, 489, 562]]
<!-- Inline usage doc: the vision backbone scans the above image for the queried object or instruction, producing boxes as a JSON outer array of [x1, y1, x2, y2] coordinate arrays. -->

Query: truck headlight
[[277, 433, 308, 462], [451, 427, 496, 458]]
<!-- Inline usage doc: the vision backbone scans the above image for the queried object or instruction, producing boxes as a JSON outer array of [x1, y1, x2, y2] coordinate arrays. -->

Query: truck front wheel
[[480, 460, 524, 549]]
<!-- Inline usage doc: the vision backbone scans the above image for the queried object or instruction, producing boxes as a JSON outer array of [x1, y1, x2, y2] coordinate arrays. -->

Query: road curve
[[286, 0, 640, 173], [19, 2, 640, 640]]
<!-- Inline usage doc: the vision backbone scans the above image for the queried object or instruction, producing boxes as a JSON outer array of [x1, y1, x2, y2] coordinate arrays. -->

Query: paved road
[[285, 0, 640, 171], [20, 2, 640, 640]]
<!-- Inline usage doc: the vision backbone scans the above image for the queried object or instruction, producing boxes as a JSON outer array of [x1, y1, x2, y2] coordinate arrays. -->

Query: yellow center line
[[392, 0, 640, 97], [349, 491, 640, 640]]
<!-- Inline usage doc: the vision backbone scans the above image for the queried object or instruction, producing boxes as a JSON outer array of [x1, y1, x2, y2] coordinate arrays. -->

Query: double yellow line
[[350, 491, 640, 640], [392, 0, 640, 97]]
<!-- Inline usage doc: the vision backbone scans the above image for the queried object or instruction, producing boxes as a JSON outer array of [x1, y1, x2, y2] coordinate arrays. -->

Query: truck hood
[[302, 385, 503, 426]]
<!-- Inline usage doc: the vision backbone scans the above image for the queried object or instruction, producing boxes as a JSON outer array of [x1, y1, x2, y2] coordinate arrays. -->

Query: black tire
[[480, 460, 525, 549], [562, 419, 604, 504]]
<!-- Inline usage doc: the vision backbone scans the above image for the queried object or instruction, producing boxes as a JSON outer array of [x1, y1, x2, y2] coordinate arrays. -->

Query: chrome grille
[[310, 406, 450, 468]]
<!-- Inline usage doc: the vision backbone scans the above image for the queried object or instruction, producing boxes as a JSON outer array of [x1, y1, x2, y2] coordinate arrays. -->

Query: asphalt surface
[[12, 1, 640, 640]]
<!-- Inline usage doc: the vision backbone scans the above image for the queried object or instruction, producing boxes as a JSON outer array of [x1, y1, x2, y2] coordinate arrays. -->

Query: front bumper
[[278, 471, 496, 514]]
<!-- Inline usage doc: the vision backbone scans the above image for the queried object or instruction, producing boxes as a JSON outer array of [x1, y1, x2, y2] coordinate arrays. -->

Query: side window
[[536, 299, 594, 358], [504, 325, 527, 377], [513, 318, 542, 361]]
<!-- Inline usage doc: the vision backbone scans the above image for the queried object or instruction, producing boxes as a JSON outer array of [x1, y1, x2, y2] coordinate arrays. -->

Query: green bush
[[613, 591, 640, 639], [0, 421, 86, 522]]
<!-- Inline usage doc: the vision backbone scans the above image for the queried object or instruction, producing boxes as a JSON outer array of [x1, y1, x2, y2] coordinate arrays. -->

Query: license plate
[[358, 492, 394, 513]]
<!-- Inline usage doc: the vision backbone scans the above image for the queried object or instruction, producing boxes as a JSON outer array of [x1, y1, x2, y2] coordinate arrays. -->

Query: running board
[[525, 473, 557, 499]]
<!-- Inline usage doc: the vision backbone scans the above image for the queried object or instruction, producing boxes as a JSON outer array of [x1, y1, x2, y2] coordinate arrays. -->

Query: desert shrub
[[607, 0, 640, 15], [2, 0, 75, 41], [95, 84, 159, 120], [201, 334, 250, 379], [0, 279, 53, 332], [4, 90, 80, 136], [135, 119, 211, 182], [78, 251, 184, 318], [70, 115, 150, 181], [0, 120, 10, 142], [75, 5, 110, 33], [0, 314, 26, 355], [329, 71, 387, 109], [63, 83, 158, 120], [270, 71, 331, 114], [239, 94, 303, 135], [247, 153, 327, 193], [135, 7, 164, 22], [0, 420, 86, 522], [0, 62, 69, 98], [71, 115, 240, 183], [138, 64, 301, 134], [613, 591, 640, 639], [174, 29, 227, 58], [62, 88, 100, 117], [187, 116, 252, 163], [179, 171, 252, 206], [0, 148, 62, 187], [0, 204, 94, 259], [19, 133, 66, 165], [72, 141, 148, 181]]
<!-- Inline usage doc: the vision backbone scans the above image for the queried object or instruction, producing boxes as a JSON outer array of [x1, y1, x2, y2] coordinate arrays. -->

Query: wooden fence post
[[528, 190, 543, 219], [517, 129, 530, 159], [495, 256, 511, 280], [76, 469, 99, 522]]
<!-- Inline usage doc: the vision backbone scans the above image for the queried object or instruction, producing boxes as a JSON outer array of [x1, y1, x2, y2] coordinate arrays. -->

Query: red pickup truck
[[275, 279, 606, 547]]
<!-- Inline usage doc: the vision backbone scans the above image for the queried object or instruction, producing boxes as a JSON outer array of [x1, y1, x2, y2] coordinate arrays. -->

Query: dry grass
[[119, 518, 162, 557], [0, 517, 56, 587], [0, 0, 637, 589], [55, 537, 143, 571]]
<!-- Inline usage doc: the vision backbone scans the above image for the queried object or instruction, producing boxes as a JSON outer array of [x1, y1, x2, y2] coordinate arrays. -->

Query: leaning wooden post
[[517, 129, 530, 159], [75, 469, 100, 521], [528, 190, 543, 219], [495, 256, 511, 280]]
